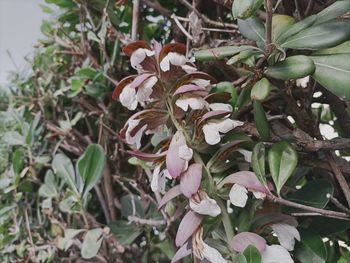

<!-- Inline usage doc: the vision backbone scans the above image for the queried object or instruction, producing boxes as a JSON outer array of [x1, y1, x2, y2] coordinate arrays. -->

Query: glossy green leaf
[[287, 180, 333, 209], [310, 54, 350, 101], [294, 229, 327, 263], [214, 81, 238, 108], [234, 254, 248, 263], [265, 55, 315, 80], [253, 101, 270, 140], [227, 49, 260, 65], [243, 245, 261, 263], [309, 217, 350, 236], [315, 0, 350, 25], [52, 153, 78, 195], [281, 21, 350, 50], [232, 0, 263, 19], [276, 15, 317, 44], [109, 220, 142, 246], [238, 17, 265, 45], [251, 78, 272, 101], [76, 144, 106, 196], [313, 41, 350, 55], [194, 45, 254, 61], [268, 141, 298, 195], [251, 142, 267, 186], [81, 228, 103, 259], [272, 15, 295, 42]]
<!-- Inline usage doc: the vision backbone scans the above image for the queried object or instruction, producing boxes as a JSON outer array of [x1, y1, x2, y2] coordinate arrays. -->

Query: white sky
[[0, 0, 46, 85]]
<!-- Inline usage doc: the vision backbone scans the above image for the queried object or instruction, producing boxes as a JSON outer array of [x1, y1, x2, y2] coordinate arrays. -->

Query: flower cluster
[[113, 41, 299, 262]]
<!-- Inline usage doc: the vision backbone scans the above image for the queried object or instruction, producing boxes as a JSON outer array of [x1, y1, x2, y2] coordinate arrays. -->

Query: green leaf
[[268, 141, 298, 195], [194, 45, 254, 61], [281, 21, 350, 50], [76, 144, 106, 197], [213, 81, 238, 108], [312, 41, 350, 55], [234, 254, 248, 263], [227, 49, 260, 65], [81, 228, 103, 259], [39, 170, 58, 198], [109, 220, 142, 246], [243, 245, 261, 263], [265, 55, 315, 80], [272, 15, 295, 42], [253, 101, 270, 140], [294, 229, 327, 263], [276, 15, 317, 44], [309, 217, 350, 236], [310, 54, 350, 101], [12, 148, 24, 176], [52, 154, 78, 195], [251, 78, 272, 101], [287, 180, 333, 209], [238, 17, 265, 45], [232, 0, 263, 19], [251, 142, 267, 186], [121, 194, 145, 218], [3, 131, 24, 146], [315, 1, 350, 25]]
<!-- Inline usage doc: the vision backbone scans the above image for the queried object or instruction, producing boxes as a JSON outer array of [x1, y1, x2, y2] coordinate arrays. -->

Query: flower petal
[[271, 223, 300, 251], [151, 165, 166, 193], [296, 76, 310, 88], [158, 185, 181, 209], [125, 119, 147, 149], [119, 85, 138, 110], [136, 76, 158, 103], [231, 232, 267, 253], [178, 144, 193, 161], [209, 103, 233, 112], [229, 184, 248, 208], [203, 243, 227, 263], [203, 123, 221, 145], [216, 118, 243, 134], [190, 193, 221, 217], [171, 242, 192, 263], [181, 64, 197, 73], [218, 171, 270, 193], [175, 211, 203, 247], [130, 48, 155, 70], [261, 245, 293, 263], [176, 97, 207, 112], [237, 149, 252, 162], [166, 131, 188, 178], [180, 163, 202, 198]]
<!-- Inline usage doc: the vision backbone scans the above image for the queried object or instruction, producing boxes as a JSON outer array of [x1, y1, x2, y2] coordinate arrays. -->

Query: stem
[[131, 0, 140, 40], [217, 199, 234, 244], [265, 0, 273, 55], [267, 195, 350, 220]]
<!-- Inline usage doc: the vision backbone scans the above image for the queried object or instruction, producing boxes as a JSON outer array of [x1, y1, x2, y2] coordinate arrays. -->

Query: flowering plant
[[113, 40, 300, 262]]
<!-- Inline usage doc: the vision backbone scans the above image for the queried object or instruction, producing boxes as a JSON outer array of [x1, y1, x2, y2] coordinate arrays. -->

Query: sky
[[0, 0, 46, 85]]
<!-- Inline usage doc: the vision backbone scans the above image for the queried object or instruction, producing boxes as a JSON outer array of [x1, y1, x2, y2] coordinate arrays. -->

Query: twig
[[128, 215, 166, 226], [265, 0, 273, 55], [326, 152, 350, 208], [24, 207, 37, 262], [267, 195, 350, 220], [327, 194, 350, 214], [171, 14, 193, 40], [94, 185, 111, 223], [178, 0, 237, 29], [131, 0, 140, 40]]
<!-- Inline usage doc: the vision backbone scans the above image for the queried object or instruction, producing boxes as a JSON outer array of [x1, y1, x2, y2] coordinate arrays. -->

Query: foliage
[[1, 0, 350, 262]]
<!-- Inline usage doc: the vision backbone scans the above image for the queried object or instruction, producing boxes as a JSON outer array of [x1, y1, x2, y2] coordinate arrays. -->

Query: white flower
[[203, 118, 243, 145], [209, 103, 233, 112], [252, 191, 266, 199], [261, 245, 293, 263], [119, 76, 158, 110], [135, 76, 158, 103], [119, 85, 138, 110], [271, 223, 300, 251], [178, 144, 193, 161], [191, 78, 211, 88], [190, 192, 221, 217], [160, 52, 189, 72], [125, 119, 147, 149], [130, 48, 155, 71], [176, 96, 207, 111], [296, 76, 309, 88], [229, 184, 248, 207], [151, 164, 166, 193], [202, 243, 227, 263], [237, 149, 252, 162], [181, 64, 197, 73]]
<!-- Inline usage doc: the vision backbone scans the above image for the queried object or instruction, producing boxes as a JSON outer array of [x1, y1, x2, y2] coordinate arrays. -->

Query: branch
[[265, 0, 273, 54], [267, 195, 350, 220], [131, 0, 140, 40]]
